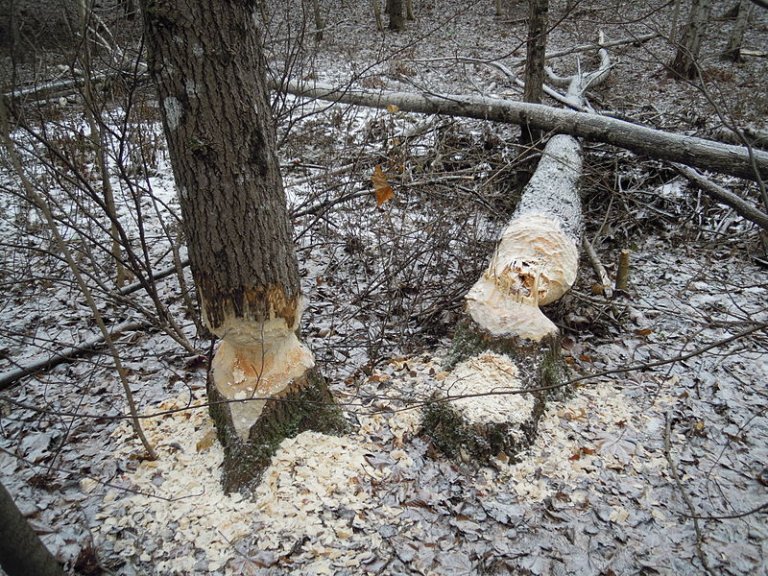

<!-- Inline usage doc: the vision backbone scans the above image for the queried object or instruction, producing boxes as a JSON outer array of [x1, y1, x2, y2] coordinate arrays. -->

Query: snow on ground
[[1, 1, 768, 575]]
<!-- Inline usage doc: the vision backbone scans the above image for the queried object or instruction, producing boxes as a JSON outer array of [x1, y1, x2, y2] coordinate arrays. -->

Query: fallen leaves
[[371, 164, 394, 207]]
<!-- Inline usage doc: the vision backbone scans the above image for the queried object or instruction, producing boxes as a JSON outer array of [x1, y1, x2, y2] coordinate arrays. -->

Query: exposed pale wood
[[465, 134, 582, 341]]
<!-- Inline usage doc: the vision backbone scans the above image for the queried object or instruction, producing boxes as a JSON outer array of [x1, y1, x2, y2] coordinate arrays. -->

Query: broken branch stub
[[466, 134, 582, 341]]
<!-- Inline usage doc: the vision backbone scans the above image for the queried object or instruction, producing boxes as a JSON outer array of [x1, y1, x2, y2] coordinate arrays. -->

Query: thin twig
[[664, 414, 715, 576]]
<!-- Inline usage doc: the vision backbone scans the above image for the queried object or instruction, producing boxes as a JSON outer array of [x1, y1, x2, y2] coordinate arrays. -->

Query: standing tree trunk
[[723, 0, 752, 61], [311, 0, 324, 41], [0, 482, 64, 576], [140, 0, 342, 493], [388, 0, 405, 30], [670, 0, 713, 78], [373, 0, 384, 30], [521, 0, 549, 146]]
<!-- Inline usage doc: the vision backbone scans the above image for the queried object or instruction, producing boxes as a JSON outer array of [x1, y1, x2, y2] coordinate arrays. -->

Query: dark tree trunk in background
[[723, 0, 752, 61], [670, 0, 713, 78], [140, 0, 342, 493], [389, 0, 405, 30], [311, 0, 324, 41], [522, 0, 549, 146], [0, 481, 64, 576]]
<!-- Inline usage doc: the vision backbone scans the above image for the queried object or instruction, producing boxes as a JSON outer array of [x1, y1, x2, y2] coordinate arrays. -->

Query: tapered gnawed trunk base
[[207, 317, 345, 494], [208, 365, 346, 494]]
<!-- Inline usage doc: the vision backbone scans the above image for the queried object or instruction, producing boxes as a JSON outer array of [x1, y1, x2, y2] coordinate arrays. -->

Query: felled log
[[466, 133, 582, 341], [422, 43, 610, 464], [424, 129, 582, 465]]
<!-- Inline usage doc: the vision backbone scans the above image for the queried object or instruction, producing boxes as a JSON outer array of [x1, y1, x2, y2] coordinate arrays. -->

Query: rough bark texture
[[670, 0, 713, 78], [141, 1, 300, 333], [388, 0, 405, 30], [0, 481, 64, 576], [281, 80, 768, 181], [522, 0, 549, 145], [141, 0, 340, 490]]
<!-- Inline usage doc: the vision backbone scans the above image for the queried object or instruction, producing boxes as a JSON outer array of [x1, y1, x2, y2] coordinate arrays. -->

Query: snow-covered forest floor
[[1, 0, 767, 574]]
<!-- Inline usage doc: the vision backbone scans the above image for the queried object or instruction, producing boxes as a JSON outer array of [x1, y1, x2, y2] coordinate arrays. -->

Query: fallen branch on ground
[[0, 320, 151, 392], [278, 80, 768, 181], [673, 164, 768, 231]]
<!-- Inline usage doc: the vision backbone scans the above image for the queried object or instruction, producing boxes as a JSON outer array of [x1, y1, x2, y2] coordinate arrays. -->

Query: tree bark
[[311, 0, 324, 41], [373, 0, 384, 31], [140, 0, 341, 492], [280, 80, 768, 181], [723, 0, 752, 61], [424, 53, 608, 464], [388, 0, 405, 30], [522, 0, 549, 145], [670, 0, 713, 78], [0, 481, 64, 576]]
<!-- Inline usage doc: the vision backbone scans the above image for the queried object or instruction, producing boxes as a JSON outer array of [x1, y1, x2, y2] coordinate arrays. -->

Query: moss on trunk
[[208, 368, 347, 495], [422, 317, 569, 465]]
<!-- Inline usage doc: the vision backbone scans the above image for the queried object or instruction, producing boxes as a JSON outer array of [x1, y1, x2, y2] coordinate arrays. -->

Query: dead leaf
[[371, 164, 394, 207], [196, 430, 217, 452], [386, 103, 400, 113]]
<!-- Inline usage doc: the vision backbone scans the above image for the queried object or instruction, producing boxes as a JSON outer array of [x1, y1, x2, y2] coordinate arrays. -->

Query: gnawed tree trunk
[[670, 0, 713, 78], [465, 133, 582, 341], [140, 0, 343, 493], [423, 48, 609, 464]]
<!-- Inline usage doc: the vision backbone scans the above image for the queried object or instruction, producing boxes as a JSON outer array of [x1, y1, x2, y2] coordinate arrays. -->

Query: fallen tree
[[278, 80, 768, 181], [422, 44, 609, 463]]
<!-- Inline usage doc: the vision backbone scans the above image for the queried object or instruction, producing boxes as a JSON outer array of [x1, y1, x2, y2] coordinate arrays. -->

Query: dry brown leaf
[[371, 164, 394, 207], [196, 429, 217, 452]]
